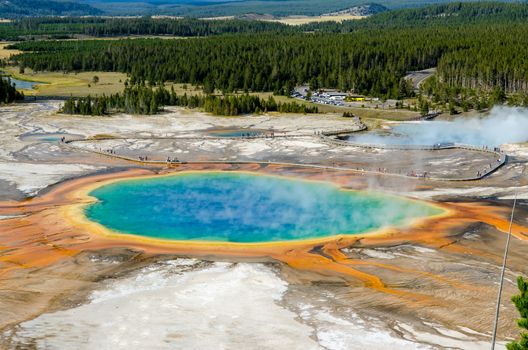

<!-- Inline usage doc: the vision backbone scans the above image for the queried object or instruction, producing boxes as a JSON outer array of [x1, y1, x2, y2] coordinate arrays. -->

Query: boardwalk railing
[[63, 132, 507, 182], [320, 135, 506, 181]]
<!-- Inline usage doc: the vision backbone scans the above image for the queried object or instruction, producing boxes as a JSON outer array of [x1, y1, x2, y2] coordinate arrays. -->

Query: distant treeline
[[304, 1, 528, 31], [0, 0, 102, 19], [61, 85, 318, 116], [12, 21, 528, 99], [89, 0, 387, 17], [0, 77, 24, 104], [179, 93, 319, 116], [4, 2, 528, 103], [2, 2, 528, 40], [0, 17, 292, 41], [62, 85, 161, 115]]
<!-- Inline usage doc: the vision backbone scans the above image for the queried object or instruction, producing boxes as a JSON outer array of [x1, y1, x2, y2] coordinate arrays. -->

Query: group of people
[[166, 157, 180, 163], [476, 158, 503, 178], [100, 148, 178, 164], [406, 170, 428, 178]]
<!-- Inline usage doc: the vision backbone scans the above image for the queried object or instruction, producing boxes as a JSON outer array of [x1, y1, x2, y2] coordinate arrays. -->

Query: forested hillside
[[2, 2, 527, 41], [83, 0, 389, 17], [4, 2, 528, 104], [10, 22, 528, 99], [82, 0, 520, 17], [306, 1, 528, 31], [0, 17, 292, 41], [0, 0, 102, 18], [10, 34, 432, 97]]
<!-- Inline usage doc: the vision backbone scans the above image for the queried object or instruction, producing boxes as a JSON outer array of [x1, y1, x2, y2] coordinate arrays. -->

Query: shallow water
[[85, 172, 441, 243], [3, 77, 44, 90], [19, 132, 83, 143]]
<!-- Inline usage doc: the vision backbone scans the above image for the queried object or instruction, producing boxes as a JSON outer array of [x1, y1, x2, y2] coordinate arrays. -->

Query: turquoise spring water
[[19, 132, 83, 143], [85, 172, 442, 243]]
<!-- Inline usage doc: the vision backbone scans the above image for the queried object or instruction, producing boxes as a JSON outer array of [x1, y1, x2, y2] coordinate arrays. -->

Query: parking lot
[[291, 85, 398, 109]]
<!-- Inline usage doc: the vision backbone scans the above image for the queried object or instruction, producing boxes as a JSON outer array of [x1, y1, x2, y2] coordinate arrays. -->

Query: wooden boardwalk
[[63, 131, 506, 182]]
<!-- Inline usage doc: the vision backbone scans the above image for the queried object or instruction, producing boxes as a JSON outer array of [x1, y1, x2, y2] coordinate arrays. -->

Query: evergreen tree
[[0, 77, 24, 104], [419, 98, 429, 115], [11, 22, 528, 103], [59, 85, 317, 116], [508, 276, 528, 350]]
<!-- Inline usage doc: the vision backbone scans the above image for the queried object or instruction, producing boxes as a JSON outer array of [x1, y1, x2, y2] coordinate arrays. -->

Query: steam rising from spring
[[85, 173, 440, 243], [349, 106, 528, 147]]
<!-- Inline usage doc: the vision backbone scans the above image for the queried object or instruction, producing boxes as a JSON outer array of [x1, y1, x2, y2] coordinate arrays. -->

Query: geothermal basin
[[84, 172, 442, 243]]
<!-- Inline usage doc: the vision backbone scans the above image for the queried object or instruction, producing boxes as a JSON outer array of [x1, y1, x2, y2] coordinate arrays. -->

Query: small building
[[326, 92, 348, 101]]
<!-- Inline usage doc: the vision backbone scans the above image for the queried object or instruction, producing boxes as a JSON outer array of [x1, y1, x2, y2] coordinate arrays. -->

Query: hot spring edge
[[81, 172, 444, 244]]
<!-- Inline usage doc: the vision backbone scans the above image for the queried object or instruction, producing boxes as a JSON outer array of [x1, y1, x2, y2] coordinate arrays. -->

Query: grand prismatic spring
[[1, 102, 528, 348], [84, 172, 442, 243]]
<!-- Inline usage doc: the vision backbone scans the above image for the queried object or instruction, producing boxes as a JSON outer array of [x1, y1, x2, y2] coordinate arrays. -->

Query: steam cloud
[[349, 106, 528, 147]]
